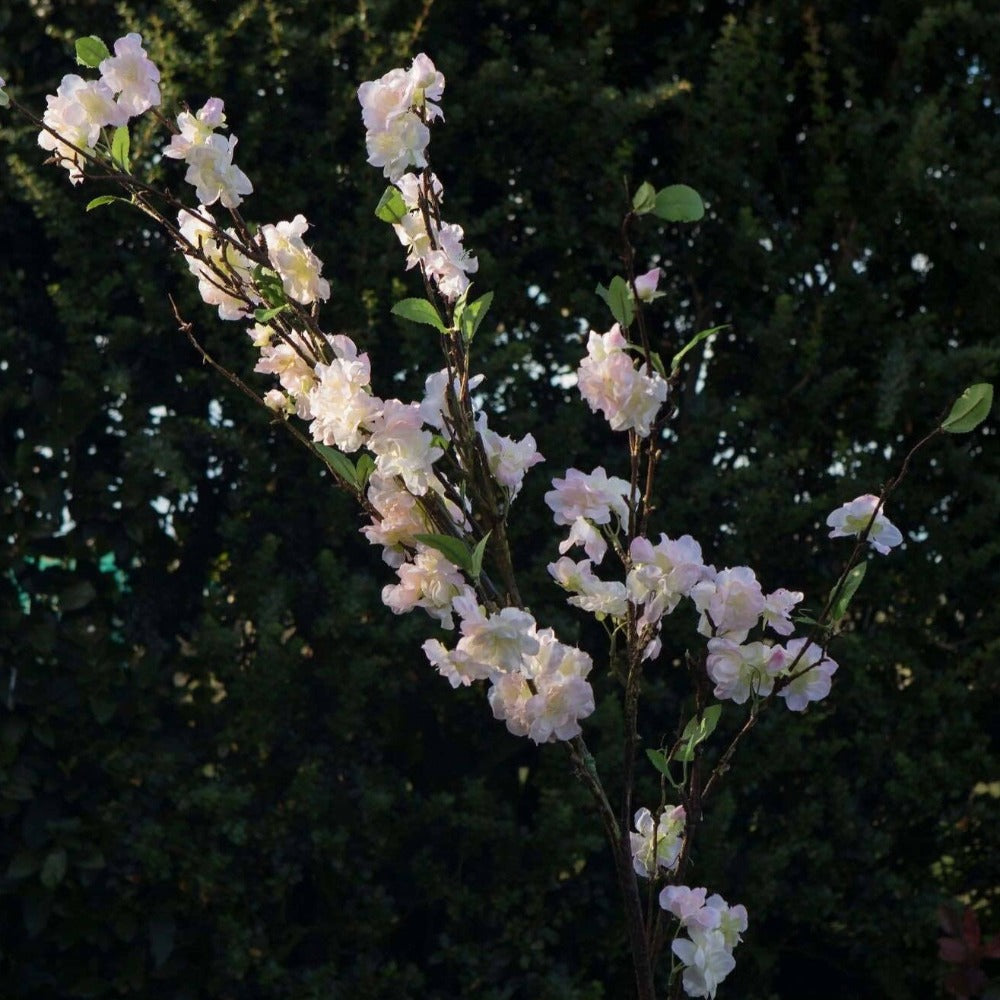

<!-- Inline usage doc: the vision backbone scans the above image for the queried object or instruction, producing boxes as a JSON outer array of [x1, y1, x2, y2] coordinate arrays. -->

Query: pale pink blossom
[[706, 638, 786, 704], [633, 267, 664, 302], [547, 556, 627, 618], [260, 215, 330, 304], [38, 74, 126, 182], [627, 533, 710, 619], [362, 472, 431, 566], [308, 339, 380, 452], [382, 544, 467, 628], [364, 110, 430, 181], [367, 399, 443, 495], [182, 133, 253, 208], [761, 587, 803, 636], [544, 466, 630, 527], [690, 566, 765, 643], [452, 594, 540, 675], [164, 98, 227, 160], [423, 222, 478, 301], [423, 636, 494, 688], [99, 33, 160, 117], [826, 494, 903, 554], [671, 930, 737, 999], [630, 805, 686, 877], [776, 637, 838, 711], [559, 517, 608, 564], [577, 324, 668, 437], [254, 333, 317, 409], [476, 414, 543, 498], [177, 207, 258, 320], [659, 886, 719, 931]]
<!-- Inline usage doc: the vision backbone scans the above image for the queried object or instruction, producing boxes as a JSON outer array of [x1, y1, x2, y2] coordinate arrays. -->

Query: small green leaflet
[[355, 453, 375, 491], [413, 533, 474, 575], [632, 181, 656, 215], [673, 704, 722, 762], [85, 195, 128, 212], [653, 184, 705, 223], [470, 532, 491, 580], [314, 443, 359, 489], [671, 325, 728, 373], [392, 298, 447, 333], [111, 126, 130, 171], [941, 383, 993, 434], [645, 748, 671, 777], [460, 290, 494, 344], [830, 562, 867, 624], [375, 186, 408, 223], [595, 276, 635, 329], [75, 36, 111, 68], [253, 304, 287, 324]]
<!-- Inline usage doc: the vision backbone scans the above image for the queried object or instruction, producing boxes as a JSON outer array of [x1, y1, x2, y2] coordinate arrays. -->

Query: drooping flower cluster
[[358, 53, 443, 182], [358, 58, 478, 302], [37, 33, 159, 184], [424, 601, 595, 743], [827, 493, 903, 554], [660, 886, 748, 999], [577, 323, 669, 437], [164, 97, 252, 209]]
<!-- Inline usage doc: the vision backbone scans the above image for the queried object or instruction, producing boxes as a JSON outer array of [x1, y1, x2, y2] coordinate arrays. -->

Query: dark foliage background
[[1, 1, 997, 998]]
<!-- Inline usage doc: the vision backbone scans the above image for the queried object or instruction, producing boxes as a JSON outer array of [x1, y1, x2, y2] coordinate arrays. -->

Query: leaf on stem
[[645, 747, 671, 777], [75, 36, 111, 68], [314, 443, 359, 489], [941, 383, 993, 434], [355, 453, 375, 491], [632, 181, 657, 215], [253, 305, 288, 324], [391, 298, 447, 333], [595, 276, 635, 329], [110, 126, 130, 172], [670, 325, 728, 373], [653, 184, 705, 223], [470, 532, 491, 580], [85, 195, 128, 212], [460, 291, 493, 344], [829, 562, 866, 625], [673, 704, 722, 762], [375, 186, 407, 224]]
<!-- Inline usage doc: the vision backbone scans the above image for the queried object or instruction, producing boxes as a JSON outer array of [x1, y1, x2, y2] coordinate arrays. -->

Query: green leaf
[[595, 276, 635, 329], [674, 705, 722, 761], [40, 849, 67, 889], [314, 443, 359, 489], [645, 748, 671, 777], [391, 298, 447, 333], [671, 325, 727, 372], [941, 383, 993, 434], [110, 125, 130, 171], [58, 581, 95, 612], [375, 186, 408, 223], [653, 184, 705, 223], [75, 36, 111, 68], [412, 533, 473, 575], [632, 181, 657, 215], [252, 305, 287, 324], [460, 290, 494, 344], [355, 453, 375, 491], [830, 562, 867, 624], [470, 532, 491, 580], [85, 195, 122, 212]]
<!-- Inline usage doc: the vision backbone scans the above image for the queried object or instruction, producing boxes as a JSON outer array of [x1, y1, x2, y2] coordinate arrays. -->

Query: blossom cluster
[[660, 886, 748, 999], [359, 56, 478, 302], [544, 465, 839, 710], [578, 323, 669, 437], [38, 33, 160, 183], [629, 805, 686, 877], [424, 597, 595, 743]]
